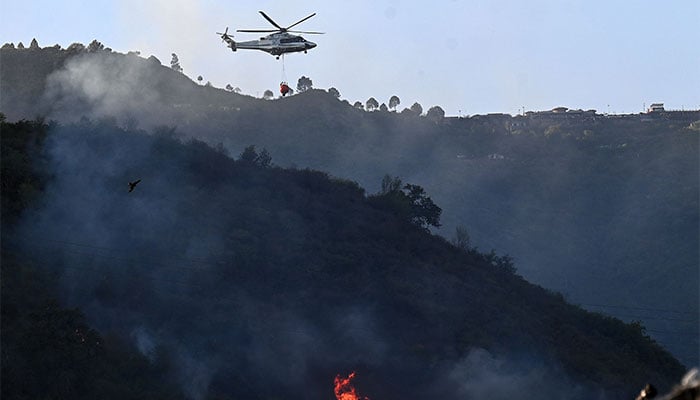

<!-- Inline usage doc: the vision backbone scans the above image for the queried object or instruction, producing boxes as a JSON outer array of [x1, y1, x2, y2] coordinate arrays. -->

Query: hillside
[[1, 119, 187, 399], [1, 43, 698, 366], [0, 117, 687, 399]]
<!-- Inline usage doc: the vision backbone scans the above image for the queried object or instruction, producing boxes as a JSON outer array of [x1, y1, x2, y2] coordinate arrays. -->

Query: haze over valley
[[1, 17, 698, 400]]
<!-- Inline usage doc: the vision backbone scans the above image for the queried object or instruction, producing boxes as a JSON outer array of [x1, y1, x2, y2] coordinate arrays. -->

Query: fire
[[334, 371, 369, 400]]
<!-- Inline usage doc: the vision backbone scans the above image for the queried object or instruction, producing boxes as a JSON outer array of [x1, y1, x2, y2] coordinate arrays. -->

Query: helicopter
[[217, 11, 322, 59]]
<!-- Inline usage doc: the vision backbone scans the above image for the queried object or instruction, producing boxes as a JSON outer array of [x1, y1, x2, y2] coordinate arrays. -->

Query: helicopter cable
[[280, 54, 287, 83]]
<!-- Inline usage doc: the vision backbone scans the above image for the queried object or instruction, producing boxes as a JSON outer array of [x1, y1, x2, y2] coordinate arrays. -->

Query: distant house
[[647, 103, 665, 113]]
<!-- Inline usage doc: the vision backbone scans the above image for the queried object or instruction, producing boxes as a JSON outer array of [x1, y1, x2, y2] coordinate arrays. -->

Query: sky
[[1, 0, 699, 116]]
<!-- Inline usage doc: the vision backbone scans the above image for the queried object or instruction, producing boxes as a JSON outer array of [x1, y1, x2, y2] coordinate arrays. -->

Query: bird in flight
[[128, 179, 141, 192]]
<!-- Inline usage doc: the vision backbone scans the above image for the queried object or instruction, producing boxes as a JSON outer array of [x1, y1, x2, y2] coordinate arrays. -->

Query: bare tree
[[451, 226, 471, 252]]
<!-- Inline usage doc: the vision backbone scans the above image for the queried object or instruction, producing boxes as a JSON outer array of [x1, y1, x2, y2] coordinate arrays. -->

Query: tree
[[197, 76, 203, 85], [87, 39, 104, 52], [353, 101, 364, 110], [225, 84, 234, 92], [373, 178, 442, 229], [239, 145, 259, 164], [29, 38, 39, 49], [17, 42, 25, 49], [256, 148, 273, 167], [496, 254, 517, 274], [263, 90, 274, 100], [205, 81, 213, 87], [483, 250, 517, 274], [389, 95, 401, 111], [297, 76, 313, 92], [451, 226, 471, 252], [170, 53, 183, 73], [66, 43, 85, 53], [327, 87, 340, 98], [402, 183, 442, 228], [410, 102, 423, 115], [366, 97, 379, 111], [426, 105, 445, 121], [380, 175, 402, 194], [379, 103, 388, 112], [234, 87, 241, 94], [239, 145, 272, 167]]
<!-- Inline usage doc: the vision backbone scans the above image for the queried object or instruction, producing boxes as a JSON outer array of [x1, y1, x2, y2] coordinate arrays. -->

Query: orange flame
[[334, 371, 369, 400]]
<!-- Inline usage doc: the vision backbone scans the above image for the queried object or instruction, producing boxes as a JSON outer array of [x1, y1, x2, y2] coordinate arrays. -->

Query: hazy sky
[[2, 0, 699, 116]]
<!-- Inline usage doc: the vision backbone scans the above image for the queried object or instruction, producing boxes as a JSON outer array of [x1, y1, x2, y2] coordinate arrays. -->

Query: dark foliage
[[369, 181, 442, 229], [297, 75, 313, 92], [1, 119, 184, 400], [0, 118, 687, 399], [1, 52, 697, 374], [0, 117, 50, 225], [1, 254, 185, 400]]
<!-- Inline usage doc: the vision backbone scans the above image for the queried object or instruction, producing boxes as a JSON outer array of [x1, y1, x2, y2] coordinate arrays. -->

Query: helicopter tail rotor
[[216, 28, 236, 51], [216, 27, 230, 41]]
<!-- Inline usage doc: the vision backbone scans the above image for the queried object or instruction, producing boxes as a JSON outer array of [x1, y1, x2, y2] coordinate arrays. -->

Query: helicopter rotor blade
[[236, 29, 278, 33], [287, 30, 324, 35], [258, 11, 283, 30], [286, 13, 316, 30]]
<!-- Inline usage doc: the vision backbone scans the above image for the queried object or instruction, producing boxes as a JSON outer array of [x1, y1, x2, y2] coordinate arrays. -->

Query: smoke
[[10, 47, 694, 395], [176, 351, 216, 400], [11, 122, 394, 399], [131, 326, 157, 359], [42, 52, 176, 128], [443, 348, 606, 400]]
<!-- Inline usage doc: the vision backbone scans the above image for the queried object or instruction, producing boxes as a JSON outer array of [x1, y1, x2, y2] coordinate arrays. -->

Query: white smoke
[[446, 348, 608, 400], [43, 52, 170, 127]]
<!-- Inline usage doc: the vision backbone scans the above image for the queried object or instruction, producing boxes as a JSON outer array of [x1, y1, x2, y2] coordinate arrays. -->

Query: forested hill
[[1, 43, 698, 366], [0, 117, 686, 399]]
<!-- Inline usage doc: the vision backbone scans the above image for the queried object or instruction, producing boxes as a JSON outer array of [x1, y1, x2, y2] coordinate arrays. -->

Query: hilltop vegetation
[[0, 117, 686, 399], [1, 42, 698, 366]]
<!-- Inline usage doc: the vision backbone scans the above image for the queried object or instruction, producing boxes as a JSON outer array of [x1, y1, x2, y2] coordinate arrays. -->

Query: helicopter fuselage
[[219, 11, 321, 58], [230, 32, 316, 56]]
